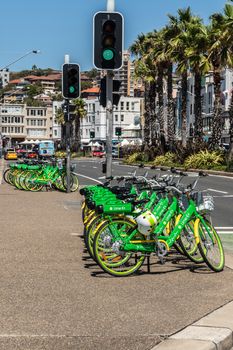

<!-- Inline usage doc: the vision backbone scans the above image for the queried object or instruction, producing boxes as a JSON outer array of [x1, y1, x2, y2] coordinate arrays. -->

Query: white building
[[52, 101, 62, 140], [80, 96, 142, 144], [174, 68, 233, 142], [0, 69, 10, 88], [0, 104, 54, 146]]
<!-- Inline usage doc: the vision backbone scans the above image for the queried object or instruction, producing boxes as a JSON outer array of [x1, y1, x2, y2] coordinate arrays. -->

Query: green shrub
[[55, 151, 66, 158], [184, 150, 225, 170], [125, 152, 146, 164], [152, 152, 177, 167]]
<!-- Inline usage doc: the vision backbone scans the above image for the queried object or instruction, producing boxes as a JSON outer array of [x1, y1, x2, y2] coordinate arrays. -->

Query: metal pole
[[65, 99, 71, 193], [106, 71, 113, 178], [63, 54, 71, 193], [107, 0, 115, 11]]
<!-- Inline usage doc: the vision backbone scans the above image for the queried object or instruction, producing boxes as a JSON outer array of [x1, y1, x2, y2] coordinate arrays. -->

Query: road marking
[[93, 166, 97, 169], [216, 227, 233, 229], [216, 227, 233, 235], [213, 195, 233, 198], [73, 172, 103, 184], [207, 188, 228, 194]]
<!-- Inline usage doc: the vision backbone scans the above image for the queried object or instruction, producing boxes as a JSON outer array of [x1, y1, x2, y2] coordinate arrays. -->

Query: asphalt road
[[0, 182, 233, 350]]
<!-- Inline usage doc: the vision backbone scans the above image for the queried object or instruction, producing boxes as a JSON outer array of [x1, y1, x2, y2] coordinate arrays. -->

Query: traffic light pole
[[64, 99, 71, 193], [106, 71, 113, 178]]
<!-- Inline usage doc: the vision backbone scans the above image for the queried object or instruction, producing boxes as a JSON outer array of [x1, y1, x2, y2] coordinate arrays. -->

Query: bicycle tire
[[93, 217, 145, 277], [195, 218, 225, 272]]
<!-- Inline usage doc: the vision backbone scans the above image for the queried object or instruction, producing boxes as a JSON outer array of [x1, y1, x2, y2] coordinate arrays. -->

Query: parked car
[[92, 150, 105, 158], [16, 148, 27, 158], [27, 151, 38, 159], [4, 148, 18, 160]]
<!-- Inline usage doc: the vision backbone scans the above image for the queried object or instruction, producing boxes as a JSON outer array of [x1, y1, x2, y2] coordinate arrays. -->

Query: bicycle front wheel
[[195, 218, 225, 272]]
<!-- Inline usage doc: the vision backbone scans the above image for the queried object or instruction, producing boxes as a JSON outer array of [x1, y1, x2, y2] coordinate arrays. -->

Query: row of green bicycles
[[3, 158, 79, 192], [80, 169, 225, 277]]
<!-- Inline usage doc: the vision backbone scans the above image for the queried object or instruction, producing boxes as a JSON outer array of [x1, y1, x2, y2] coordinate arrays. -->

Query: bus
[[38, 140, 55, 157]]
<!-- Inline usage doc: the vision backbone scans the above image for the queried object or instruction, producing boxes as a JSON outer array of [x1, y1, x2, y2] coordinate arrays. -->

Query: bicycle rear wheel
[[93, 217, 145, 277], [195, 218, 224, 272]]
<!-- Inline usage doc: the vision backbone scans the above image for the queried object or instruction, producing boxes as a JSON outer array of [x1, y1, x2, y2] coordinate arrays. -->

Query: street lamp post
[[0, 50, 40, 71], [0, 50, 40, 153]]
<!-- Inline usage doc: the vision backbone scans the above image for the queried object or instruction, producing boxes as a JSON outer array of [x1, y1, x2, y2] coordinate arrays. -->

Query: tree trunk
[[210, 66, 222, 149], [148, 80, 157, 147], [143, 81, 152, 146], [157, 66, 164, 133], [167, 62, 175, 150], [75, 116, 81, 152], [227, 88, 233, 169], [181, 71, 188, 148], [194, 71, 203, 144]]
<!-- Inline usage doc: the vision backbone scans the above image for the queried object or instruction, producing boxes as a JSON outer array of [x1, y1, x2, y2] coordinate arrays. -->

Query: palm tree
[[55, 107, 66, 148], [130, 33, 157, 148], [219, 2, 233, 164], [168, 7, 203, 148], [207, 6, 233, 149], [72, 98, 87, 151], [186, 22, 210, 145], [151, 26, 177, 150]]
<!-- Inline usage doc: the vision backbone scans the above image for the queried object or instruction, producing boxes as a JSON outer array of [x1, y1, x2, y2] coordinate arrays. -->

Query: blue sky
[[0, 0, 228, 72]]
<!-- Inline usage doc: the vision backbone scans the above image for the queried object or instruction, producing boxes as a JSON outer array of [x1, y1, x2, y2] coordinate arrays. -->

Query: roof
[[81, 87, 100, 93], [24, 74, 61, 82]]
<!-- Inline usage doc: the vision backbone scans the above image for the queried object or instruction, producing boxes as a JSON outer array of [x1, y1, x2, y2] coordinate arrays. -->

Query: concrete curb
[[151, 254, 233, 350], [121, 162, 233, 178]]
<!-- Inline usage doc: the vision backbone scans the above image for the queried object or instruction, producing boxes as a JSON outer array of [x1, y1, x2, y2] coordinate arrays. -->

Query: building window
[[190, 104, 193, 115], [115, 115, 118, 122], [126, 102, 129, 111], [131, 102, 135, 111], [121, 102, 124, 110], [121, 115, 124, 122]]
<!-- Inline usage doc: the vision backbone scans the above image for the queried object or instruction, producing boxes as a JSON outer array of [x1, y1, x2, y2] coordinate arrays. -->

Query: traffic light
[[93, 12, 124, 70], [62, 63, 80, 99], [115, 127, 122, 136], [69, 104, 76, 121], [90, 131, 95, 139], [99, 77, 121, 107]]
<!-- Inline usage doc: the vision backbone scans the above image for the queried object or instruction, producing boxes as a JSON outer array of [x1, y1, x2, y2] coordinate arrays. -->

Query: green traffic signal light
[[62, 63, 80, 99], [102, 49, 114, 61], [94, 12, 123, 70], [69, 86, 75, 94]]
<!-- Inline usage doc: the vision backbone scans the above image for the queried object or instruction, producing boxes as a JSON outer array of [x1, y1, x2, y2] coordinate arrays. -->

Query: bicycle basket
[[194, 192, 214, 214]]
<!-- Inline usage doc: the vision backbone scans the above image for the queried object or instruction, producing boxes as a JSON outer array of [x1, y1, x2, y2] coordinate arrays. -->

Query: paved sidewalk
[[0, 182, 233, 350]]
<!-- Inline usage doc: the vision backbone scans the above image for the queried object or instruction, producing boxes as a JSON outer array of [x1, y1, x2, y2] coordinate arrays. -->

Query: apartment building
[[80, 96, 142, 143], [25, 106, 53, 140], [0, 69, 10, 88], [174, 68, 233, 143], [0, 104, 53, 146]]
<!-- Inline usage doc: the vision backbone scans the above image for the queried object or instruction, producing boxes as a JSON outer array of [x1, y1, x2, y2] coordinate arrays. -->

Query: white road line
[[218, 232, 233, 235], [213, 195, 233, 198], [216, 227, 233, 229], [73, 172, 103, 184], [207, 188, 228, 194]]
